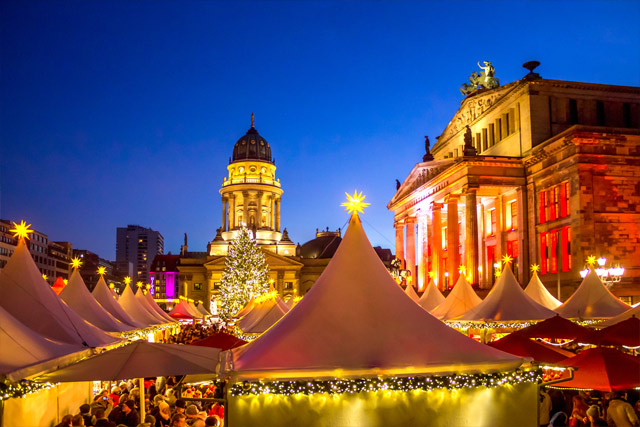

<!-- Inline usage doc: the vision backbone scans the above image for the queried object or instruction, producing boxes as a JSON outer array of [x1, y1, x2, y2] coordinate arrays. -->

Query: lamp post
[[580, 256, 624, 289]]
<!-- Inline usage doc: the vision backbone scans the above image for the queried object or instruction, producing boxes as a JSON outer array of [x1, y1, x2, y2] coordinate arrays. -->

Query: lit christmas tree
[[218, 227, 271, 321]]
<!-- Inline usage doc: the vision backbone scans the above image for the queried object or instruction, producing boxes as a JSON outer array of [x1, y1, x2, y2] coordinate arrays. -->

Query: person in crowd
[[55, 415, 74, 427], [169, 414, 187, 427], [549, 411, 569, 427], [607, 391, 640, 427], [570, 395, 589, 426], [94, 409, 109, 426], [540, 387, 552, 427], [71, 414, 85, 426], [109, 386, 121, 406], [155, 401, 172, 427], [190, 420, 205, 427], [94, 419, 114, 427], [91, 390, 114, 417], [119, 382, 129, 395], [584, 405, 607, 426], [204, 416, 219, 427], [173, 399, 186, 416], [207, 402, 224, 422], [185, 404, 200, 424], [114, 400, 140, 427], [144, 415, 157, 427], [109, 394, 129, 423], [79, 403, 93, 426]]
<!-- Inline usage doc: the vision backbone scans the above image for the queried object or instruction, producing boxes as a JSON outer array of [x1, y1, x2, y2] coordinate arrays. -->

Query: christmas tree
[[218, 227, 271, 321]]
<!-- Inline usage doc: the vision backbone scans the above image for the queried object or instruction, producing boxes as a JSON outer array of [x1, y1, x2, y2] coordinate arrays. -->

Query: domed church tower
[[209, 114, 296, 256]]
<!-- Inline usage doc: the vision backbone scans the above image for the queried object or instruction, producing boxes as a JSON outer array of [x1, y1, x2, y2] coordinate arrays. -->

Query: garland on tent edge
[[445, 318, 605, 331], [0, 379, 57, 401], [230, 369, 543, 396], [120, 323, 176, 340]]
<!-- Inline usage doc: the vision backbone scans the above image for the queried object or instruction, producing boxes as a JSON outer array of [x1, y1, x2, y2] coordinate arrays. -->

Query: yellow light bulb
[[10, 220, 34, 240], [97, 266, 107, 276], [70, 257, 83, 269], [341, 190, 370, 215]]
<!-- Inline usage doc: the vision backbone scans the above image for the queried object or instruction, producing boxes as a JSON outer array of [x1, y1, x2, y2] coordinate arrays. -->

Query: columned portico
[[395, 221, 405, 269], [405, 218, 416, 283], [446, 195, 460, 287], [431, 203, 443, 290], [464, 188, 479, 285]]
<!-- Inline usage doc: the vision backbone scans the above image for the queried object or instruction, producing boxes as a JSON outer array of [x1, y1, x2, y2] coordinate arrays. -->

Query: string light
[[231, 369, 543, 397], [0, 379, 56, 401]]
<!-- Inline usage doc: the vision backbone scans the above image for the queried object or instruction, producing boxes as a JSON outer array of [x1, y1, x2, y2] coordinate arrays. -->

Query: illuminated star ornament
[[502, 254, 513, 266], [10, 220, 34, 240], [42, 274, 48, 280], [97, 266, 107, 276], [341, 190, 370, 215], [458, 265, 467, 274], [587, 255, 597, 265], [530, 264, 540, 273], [124, 276, 132, 285], [70, 257, 83, 270]]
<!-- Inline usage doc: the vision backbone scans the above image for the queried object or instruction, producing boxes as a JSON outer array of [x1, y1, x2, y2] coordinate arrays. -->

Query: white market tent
[[92, 277, 147, 329], [404, 283, 420, 303], [221, 213, 523, 379], [430, 274, 482, 320], [0, 305, 89, 381], [456, 265, 557, 322], [135, 288, 174, 324], [524, 271, 562, 309], [417, 279, 445, 312], [555, 269, 630, 319], [235, 297, 255, 318], [142, 291, 178, 323], [60, 270, 132, 332], [196, 302, 211, 317], [236, 295, 290, 334], [118, 285, 163, 326], [601, 304, 640, 327], [187, 300, 205, 318], [0, 238, 119, 347], [169, 299, 203, 320]]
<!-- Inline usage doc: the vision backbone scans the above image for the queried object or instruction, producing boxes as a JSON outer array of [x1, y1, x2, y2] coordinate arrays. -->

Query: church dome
[[231, 114, 273, 164]]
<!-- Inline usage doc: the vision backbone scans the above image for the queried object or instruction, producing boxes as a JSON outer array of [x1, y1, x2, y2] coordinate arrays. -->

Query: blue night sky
[[1, 1, 639, 260]]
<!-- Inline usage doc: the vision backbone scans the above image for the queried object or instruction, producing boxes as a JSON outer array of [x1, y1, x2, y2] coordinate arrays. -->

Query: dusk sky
[[1, 1, 639, 260]]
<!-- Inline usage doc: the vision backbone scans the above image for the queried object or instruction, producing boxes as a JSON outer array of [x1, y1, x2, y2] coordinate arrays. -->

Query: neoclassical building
[[388, 63, 640, 302]]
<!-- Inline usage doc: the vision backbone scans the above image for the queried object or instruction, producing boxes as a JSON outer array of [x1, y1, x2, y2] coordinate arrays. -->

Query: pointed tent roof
[[222, 214, 523, 379], [0, 239, 119, 347], [235, 297, 255, 319], [187, 300, 205, 318], [524, 271, 562, 309], [456, 265, 557, 322], [487, 333, 574, 364], [555, 269, 630, 319], [51, 277, 66, 295], [60, 270, 132, 332], [169, 299, 203, 319], [196, 302, 210, 317], [404, 283, 420, 303], [135, 288, 173, 324], [237, 296, 290, 334], [92, 277, 147, 329], [118, 285, 163, 326], [143, 291, 178, 323], [418, 279, 445, 312], [601, 304, 640, 327], [430, 274, 482, 320], [0, 304, 84, 379]]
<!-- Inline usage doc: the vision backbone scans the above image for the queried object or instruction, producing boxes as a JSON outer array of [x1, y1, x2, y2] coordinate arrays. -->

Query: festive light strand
[[0, 379, 57, 401], [230, 369, 543, 396]]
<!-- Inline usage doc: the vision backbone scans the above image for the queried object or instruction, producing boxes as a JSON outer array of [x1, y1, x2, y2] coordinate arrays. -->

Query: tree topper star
[[502, 254, 513, 265], [70, 257, 83, 269], [97, 266, 107, 276], [341, 190, 370, 215], [10, 220, 34, 240]]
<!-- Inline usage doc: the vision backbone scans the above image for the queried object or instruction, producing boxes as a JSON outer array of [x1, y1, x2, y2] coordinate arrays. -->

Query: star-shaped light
[[530, 264, 540, 273], [428, 271, 436, 279], [63, 279, 68, 285], [42, 274, 48, 280], [586, 255, 597, 265], [458, 265, 467, 274], [124, 276, 131, 285], [10, 220, 34, 240], [502, 254, 513, 265], [70, 257, 83, 270], [136, 281, 143, 288], [341, 190, 370, 215], [109, 283, 115, 289], [97, 266, 107, 276]]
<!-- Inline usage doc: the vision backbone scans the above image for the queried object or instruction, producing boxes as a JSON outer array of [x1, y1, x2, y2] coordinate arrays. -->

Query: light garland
[[445, 320, 541, 331], [0, 379, 57, 401], [230, 369, 543, 396], [120, 323, 176, 340]]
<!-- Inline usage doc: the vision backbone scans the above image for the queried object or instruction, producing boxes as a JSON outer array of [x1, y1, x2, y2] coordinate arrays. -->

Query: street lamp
[[580, 256, 624, 288]]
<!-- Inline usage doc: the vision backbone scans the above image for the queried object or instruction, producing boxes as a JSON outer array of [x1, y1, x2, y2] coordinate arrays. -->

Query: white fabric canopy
[[418, 279, 445, 312], [0, 239, 119, 347], [135, 289, 173, 324], [169, 300, 203, 319], [404, 283, 420, 303], [237, 296, 290, 334], [456, 265, 557, 322], [92, 277, 147, 329], [222, 214, 523, 379], [118, 285, 163, 326], [601, 304, 640, 327], [0, 304, 84, 379], [187, 301, 204, 318], [143, 291, 178, 323], [60, 270, 132, 332], [524, 271, 562, 309], [196, 302, 210, 317], [235, 297, 255, 318], [430, 274, 482, 320], [555, 269, 630, 319]]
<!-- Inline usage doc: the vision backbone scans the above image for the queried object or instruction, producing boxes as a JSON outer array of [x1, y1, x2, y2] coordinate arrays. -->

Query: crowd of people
[[165, 323, 225, 345], [541, 388, 640, 427]]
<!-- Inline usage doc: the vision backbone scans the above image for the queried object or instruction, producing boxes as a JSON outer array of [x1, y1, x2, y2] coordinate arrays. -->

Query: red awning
[[190, 332, 247, 351], [583, 316, 640, 347], [513, 315, 591, 340], [488, 334, 575, 363]]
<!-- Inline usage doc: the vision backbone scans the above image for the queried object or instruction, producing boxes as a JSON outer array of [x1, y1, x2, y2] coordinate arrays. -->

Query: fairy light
[[0, 379, 57, 401]]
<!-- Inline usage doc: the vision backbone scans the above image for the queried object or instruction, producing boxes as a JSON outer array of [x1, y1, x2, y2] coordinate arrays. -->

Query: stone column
[[465, 189, 479, 285], [242, 191, 249, 227], [221, 197, 228, 231], [256, 191, 263, 228], [406, 218, 416, 283], [395, 221, 405, 268], [271, 196, 276, 231], [447, 195, 461, 287], [516, 186, 528, 283], [275, 197, 281, 232], [431, 203, 443, 290], [419, 214, 429, 290], [229, 194, 236, 229]]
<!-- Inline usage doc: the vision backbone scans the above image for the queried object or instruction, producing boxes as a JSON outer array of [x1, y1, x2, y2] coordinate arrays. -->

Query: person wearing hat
[[185, 404, 200, 424], [585, 405, 607, 426], [173, 399, 187, 417], [155, 401, 171, 427], [114, 400, 140, 427]]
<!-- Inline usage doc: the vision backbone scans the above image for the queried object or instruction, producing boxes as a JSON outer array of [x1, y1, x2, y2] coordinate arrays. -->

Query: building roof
[[221, 213, 522, 380], [299, 233, 342, 259], [231, 124, 273, 164], [150, 254, 181, 272]]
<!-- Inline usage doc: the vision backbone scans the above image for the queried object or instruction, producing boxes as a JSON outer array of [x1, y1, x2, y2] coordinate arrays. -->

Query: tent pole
[[139, 377, 145, 422]]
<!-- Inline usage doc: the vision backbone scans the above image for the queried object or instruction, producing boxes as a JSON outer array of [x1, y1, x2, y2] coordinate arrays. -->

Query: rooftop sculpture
[[460, 61, 500, 95]]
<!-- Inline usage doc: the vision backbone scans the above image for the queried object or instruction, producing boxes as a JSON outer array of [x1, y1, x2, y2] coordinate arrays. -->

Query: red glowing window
[[562, 226, 572, 272], [540, 232, 548, 275], [550, 230, 558, 273], [539, 192, 547, 224]]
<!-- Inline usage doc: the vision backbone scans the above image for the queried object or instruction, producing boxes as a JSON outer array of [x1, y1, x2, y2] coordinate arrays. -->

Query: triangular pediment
[[262, 249, 303, 268], [389, 159, 454, 208]]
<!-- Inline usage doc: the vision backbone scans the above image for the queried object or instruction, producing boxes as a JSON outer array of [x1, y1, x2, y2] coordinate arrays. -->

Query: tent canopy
[[523, 272, 562, 309], [0, 238, 119, 347], [404, 283, 420, 303], [555, 269, 629, 319], [143, 291, 178, 323], [456, 265, 557, 322], [237, 295, 290, 334], [190, 332, 247, 351], [417, 279, 445, 312], [60, 270, 132, 332], [601, 303, 640, 327], [487, 333, 574, 364], [222, 213, 523, 380], [513, 315, 591, 341], [584, 316, 640, 347], [118, 285, 163, 326], [135, 289, 174, 324], [430, 274, 482, 320], [92, 277, 147, 329], [169, 300, 203, 319]]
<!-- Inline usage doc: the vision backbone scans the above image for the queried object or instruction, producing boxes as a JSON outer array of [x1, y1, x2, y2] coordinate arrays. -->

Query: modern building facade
[[388, 63, 640, 303], [116, 224, 164, 284]]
